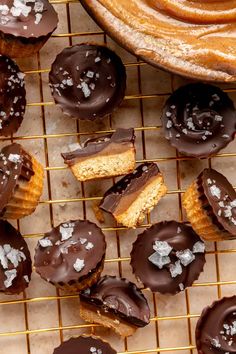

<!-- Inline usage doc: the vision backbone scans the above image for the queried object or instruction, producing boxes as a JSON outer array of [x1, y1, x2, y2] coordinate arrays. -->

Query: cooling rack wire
[[1, 1, 236, 353]]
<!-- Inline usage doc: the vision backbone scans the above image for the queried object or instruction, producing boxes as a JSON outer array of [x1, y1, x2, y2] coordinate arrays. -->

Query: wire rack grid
[[1, 1, 236, 354]]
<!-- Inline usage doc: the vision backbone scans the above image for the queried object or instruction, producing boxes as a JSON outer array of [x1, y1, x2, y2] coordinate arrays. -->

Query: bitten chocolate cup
[[162, 83, 236, 158], [130, 221, 206, 294], [49, 44, 126, 120], [196, 296, 236, 354], [0, 220, 32, 295], [62, 128, 136, 181], [34, 220, 106, 292], [53, 335, 117, 354], [80, 275, 150, 337]]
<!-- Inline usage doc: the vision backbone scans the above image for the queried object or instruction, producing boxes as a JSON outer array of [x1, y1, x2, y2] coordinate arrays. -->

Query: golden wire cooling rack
[[1, 1, 236, 354]]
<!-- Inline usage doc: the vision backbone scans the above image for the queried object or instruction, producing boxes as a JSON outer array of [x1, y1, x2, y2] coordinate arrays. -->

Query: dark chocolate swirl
[[130, 221, 206, 294], [34, 220, 106, 285], [80, 275, 150, 327], [0, 220, 32, 294], [0, 143, 34, 217], [62, 128, 135, 166], [162, 83, 236, 158], [53, 336, 117, 354], [0, 0, 58, 39], [196, 296, 236, 354], [197, 168, 236, 237], [0, 55, 26, 136], [49, 44, 126, 120]]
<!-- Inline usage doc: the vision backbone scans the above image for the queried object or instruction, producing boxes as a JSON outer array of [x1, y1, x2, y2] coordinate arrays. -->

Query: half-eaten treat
[[62, 128, 136, 181], [80, 275, 150, 337], [100, 162, 167, 228]]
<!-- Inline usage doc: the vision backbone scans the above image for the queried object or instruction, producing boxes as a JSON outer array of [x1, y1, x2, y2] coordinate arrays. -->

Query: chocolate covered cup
[[34, 220, 106, 292], [0, 143, 44, 219], [131, 221, 206, 294], [196, 296, 236, 354], [162, 83, 236, 159], [49, 44, 126, 120], [183, 168, 236, 241], [0, 220, 32, 295], [0, 0, 58, 58]]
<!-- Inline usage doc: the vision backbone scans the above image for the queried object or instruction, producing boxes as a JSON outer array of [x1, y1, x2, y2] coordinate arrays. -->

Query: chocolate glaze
[[130, 221, 206, 294], [0, 0, 58, 40], [100, 162, 160, 215], [0, 55, 26, 136], [53, 336, 117, 354], [0, 143, 34, 217], [0, 220, 32, 294], [196, 296, 236, 354], [80, 275, 150, 327], [49, 44, 126, 120], [197, 168, 236, 238], [62, 128, 135, 166], [162, 83, 236, 158], [34, 220, 106, 285]]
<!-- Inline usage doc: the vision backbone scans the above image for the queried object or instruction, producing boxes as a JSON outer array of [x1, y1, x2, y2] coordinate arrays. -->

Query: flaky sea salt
[[8, 153, 20, 163], [73, 258, 85, 272], [4, 269, 17, 288], [153, 240, 172, 256], [210, 185, 221, 199], [85, 242, 94, 250], [148, 252, 170, 269], [176, 249, 195, 266], [39, 238, 53, 248], [59, 225, 74, 241], [192, 241, 205, 254], [169, 260, 182, 278]]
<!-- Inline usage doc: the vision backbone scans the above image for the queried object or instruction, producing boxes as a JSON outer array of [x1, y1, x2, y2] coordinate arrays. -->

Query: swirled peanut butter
[[81, 0, 236, 81]]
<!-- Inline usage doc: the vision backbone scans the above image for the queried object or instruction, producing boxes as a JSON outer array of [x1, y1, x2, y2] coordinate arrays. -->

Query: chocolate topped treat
[[53, 336, 117, 354], [0, 143, 34, 217], [0, 0, 58, 38], [62, 128, 135, 164], [34, 220, 106, 291], [0, 55, 26, 136], [162, 83, 236, 158], [100, 162, 167, 228], [197, 169, 236, 238], [130, 221, 206, 294], [49, 44, 126, 120], [62, 128, 136, 181], [196, 296, 236, 354], [80, 275, 150, 327], [0, 220, 32, 295]]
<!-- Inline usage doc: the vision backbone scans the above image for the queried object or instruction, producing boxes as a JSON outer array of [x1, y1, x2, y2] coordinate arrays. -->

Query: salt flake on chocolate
[[210, 185, 221, 199], [153, 240, 172, 256], [39, 238, 53, 248], [169, 260, 182, 278], [59, 225, 74, 241], [192, 241, 205, 254], [176, 249, 195, 266], [4, 269, 17, 288], [148, 252, 170, 269], [73, 258, 85, 272]]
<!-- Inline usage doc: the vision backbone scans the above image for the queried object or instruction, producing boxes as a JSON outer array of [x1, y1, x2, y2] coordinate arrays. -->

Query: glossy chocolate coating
[[0, 0, 58, 39], [196, 296, 236, 354], [130, 221, 206, 294], [100, 163, 160, 214], [62, 128, 135, 166], [0, 55, 26, 136], [53, 336, 117, 354], [197, 168, 236, 237], [162, 84, 236, 158], [0, 143, 34, 217], [34, 220, 106, 284], [80, 275, 150, 327], [0, 220, 32, 294], [49, 44, 126, 120]]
